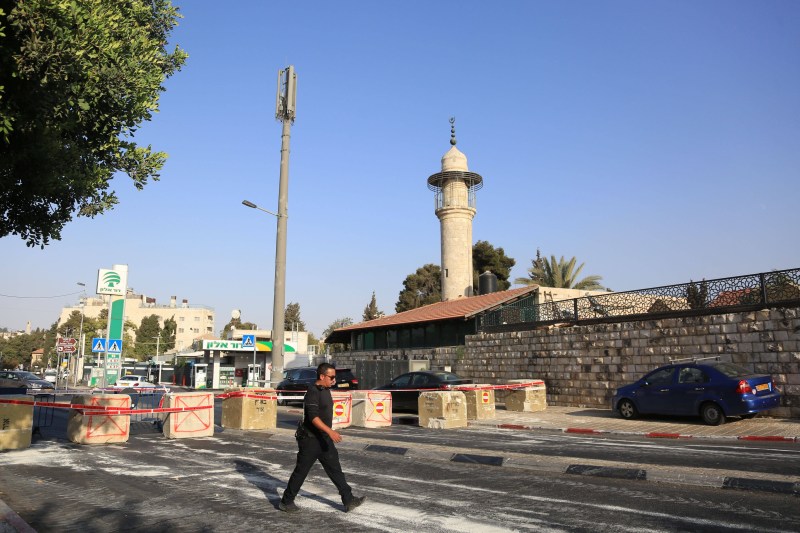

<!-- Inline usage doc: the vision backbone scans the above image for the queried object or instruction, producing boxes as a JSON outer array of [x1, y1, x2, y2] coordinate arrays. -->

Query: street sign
[[106, 339, 122, 354], [57, 337, 77, 346], [242, 335, 256, 348], [91, 338, 107, 353], [57, 345, 77, 354]]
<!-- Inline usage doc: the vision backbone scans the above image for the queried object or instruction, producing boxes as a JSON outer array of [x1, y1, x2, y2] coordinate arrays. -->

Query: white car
[[110, 375, 157, 391]]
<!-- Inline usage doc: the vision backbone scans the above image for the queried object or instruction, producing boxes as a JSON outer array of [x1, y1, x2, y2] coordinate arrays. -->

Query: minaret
[[427, 118, 484, 301]]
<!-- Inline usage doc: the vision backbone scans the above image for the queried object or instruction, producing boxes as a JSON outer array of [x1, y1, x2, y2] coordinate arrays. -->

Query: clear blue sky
[[1, 0, 799, 338]]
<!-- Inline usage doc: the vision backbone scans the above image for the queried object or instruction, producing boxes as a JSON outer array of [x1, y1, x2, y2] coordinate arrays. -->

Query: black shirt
[[303, 383, 333, 436]]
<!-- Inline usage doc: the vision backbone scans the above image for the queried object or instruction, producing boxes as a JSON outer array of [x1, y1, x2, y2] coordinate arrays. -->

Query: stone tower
[[427, 118, 484, 301]]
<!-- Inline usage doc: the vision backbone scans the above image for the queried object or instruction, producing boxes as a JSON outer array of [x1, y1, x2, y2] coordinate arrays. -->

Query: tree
[[322, 317, 353, 354], [0, 0, 187, 247], [686, 279, 709, 309], [0, 325, 54, 370], [159, 316, 177, 355], [220, 317, 258, 339], [472, 240, 516, 292], [362, 291, 384, 321], [284, 302, 306, 331], [396, 264, 442, 312], [515, 253, 604, 290], [133, 315, 161, 359]]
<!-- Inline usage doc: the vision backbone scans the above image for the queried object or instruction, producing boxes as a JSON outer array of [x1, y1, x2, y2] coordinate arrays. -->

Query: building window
[[179, 317, 185, 322], [178, 328, 184, 333], [194, 316, 200, 321]]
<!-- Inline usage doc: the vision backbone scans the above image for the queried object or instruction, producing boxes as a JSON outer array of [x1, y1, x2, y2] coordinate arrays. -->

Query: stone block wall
[[333, 306, 800, 418]]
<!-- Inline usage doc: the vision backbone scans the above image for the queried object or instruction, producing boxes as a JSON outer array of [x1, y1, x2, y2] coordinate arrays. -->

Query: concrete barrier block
[[221, 389, 277, 430], [68, 394, 130, 445], [505, 381, 547, 412], [0, 395, 33, 451], [418, 391, 467, 429], [351, 391, 392, 428], [461, 385, 496, 420], [162, 391, 214, 439], [331, 391, 352, 430]]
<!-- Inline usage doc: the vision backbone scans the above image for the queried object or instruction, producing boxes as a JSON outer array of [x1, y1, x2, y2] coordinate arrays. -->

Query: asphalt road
[[0, 401, 798, 532]]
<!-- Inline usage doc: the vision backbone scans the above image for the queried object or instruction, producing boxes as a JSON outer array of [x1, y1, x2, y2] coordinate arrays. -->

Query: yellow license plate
[[755, 383, 770, 392], [338, 383, 349, 388]]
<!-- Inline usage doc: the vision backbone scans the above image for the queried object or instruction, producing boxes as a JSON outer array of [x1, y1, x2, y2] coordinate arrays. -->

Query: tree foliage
[[686, 279, 709, 309], [472, 240, 515, 292], [0, 325, 56, 369], [321, 317, 353, 354], [396, 264, 442, 313], [362, 291, 383, 321], [0, 0, 187, 246], [284, 302, 306, 331], [515, 252, 604, 290], [220, 317, 258, 339]]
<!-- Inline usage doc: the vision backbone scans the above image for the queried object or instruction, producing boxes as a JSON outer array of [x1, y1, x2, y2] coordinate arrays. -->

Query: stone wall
[[333, 306, 800, 418]]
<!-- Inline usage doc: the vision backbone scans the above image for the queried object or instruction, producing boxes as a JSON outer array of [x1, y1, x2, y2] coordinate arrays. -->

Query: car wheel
[[701, 402, 725, 426], [277, 395, 286, 407], [618, 399, 638, 420]]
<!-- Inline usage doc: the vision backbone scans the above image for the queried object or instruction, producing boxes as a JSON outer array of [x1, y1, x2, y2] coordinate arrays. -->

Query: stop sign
[[482, 391, 490, 404], [374, 401, 385, 414], [334, 403, 345, 417]]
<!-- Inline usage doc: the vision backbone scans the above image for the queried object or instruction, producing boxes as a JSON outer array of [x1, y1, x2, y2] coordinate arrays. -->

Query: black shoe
[[344, 495, 366, 513], [278, 500, 300, 513]]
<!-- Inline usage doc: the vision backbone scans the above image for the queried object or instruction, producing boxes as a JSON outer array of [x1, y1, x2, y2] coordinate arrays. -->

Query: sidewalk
[[468, 405, 800, 441]]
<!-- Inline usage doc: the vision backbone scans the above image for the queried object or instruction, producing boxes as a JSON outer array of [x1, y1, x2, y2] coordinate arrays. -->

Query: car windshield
[[336, 370, 354, 381], [431, 372, 463, 382], [712, 362, 753, 378], [15, 372, 40, 380]]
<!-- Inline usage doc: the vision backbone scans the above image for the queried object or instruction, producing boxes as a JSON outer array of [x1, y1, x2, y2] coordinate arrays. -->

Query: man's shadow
[[234, 459, 340, 511]]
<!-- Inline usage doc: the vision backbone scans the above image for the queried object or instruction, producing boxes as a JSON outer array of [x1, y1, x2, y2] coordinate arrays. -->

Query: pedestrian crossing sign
[[91, 338, 107, 353], [242, 335, 255, 349], [107, 339, 122, 353]]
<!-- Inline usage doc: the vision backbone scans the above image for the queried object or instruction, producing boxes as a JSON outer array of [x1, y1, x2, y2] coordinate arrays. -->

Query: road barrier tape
[[0, 397, 211, 415], [216, 391, 278, 401]]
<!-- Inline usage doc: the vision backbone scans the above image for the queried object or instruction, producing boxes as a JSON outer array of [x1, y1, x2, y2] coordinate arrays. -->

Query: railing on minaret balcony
[[429, 170, 484, 211], [434, 188, 478, 210]]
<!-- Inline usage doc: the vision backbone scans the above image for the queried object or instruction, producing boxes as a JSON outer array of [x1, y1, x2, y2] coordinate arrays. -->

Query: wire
[[0, 290, 84, 299]]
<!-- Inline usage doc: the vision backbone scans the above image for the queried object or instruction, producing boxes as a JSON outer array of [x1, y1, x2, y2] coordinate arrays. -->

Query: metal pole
[[271, 107, 291, 387]]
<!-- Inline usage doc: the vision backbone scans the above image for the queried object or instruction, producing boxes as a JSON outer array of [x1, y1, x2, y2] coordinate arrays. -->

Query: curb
[[0, 497, 35, 533], [491, 423, 799, 442]]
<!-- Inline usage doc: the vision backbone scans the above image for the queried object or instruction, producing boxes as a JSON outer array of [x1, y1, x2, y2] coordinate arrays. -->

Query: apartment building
[[57, 291, 215, 353]]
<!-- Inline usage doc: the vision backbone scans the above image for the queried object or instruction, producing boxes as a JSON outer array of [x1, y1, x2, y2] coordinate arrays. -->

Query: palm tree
[[515, 253, 604, 290]]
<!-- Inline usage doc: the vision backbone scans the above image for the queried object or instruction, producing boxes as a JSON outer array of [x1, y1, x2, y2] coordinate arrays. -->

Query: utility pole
[[75, 282, 86, 388], [270, 65, 296, 387]]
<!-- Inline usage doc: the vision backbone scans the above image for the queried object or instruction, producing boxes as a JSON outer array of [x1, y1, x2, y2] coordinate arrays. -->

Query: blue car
[[612, 359, 781, 425]]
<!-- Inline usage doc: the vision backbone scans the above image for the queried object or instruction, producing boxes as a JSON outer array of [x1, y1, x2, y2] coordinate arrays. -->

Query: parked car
[[612, 359, 781, 425], [109, 375, 157, 391], [0, 370, 56, 391], [43, 369, 58, 384], [374, 371, 473, 412], [276, 367, 359, 405]]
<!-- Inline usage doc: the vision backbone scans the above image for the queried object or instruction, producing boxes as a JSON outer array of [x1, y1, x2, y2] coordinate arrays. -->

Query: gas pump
[[193, 364, 208, 389], [246, 364, 261, 387]]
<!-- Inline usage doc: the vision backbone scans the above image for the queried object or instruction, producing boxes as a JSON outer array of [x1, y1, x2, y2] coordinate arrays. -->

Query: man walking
[[279, 363, 366, 513]]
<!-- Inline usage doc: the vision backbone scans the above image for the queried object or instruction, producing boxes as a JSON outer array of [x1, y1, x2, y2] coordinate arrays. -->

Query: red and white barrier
[[162, 392, 214, 439], [351, 391, 392, 428], [68, 393, 131, 444]]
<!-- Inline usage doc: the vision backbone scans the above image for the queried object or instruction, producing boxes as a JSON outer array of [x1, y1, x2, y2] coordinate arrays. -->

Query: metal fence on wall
[[480, 268, 800, 331]]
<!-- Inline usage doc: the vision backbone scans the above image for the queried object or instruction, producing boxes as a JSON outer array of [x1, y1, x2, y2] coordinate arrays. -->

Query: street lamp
[[242, 198, 287, 388], [242, 200, 279, 217]]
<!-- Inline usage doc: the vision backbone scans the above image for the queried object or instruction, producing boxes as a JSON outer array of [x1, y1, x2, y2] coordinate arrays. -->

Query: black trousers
[[282, 434, 353, 505]]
